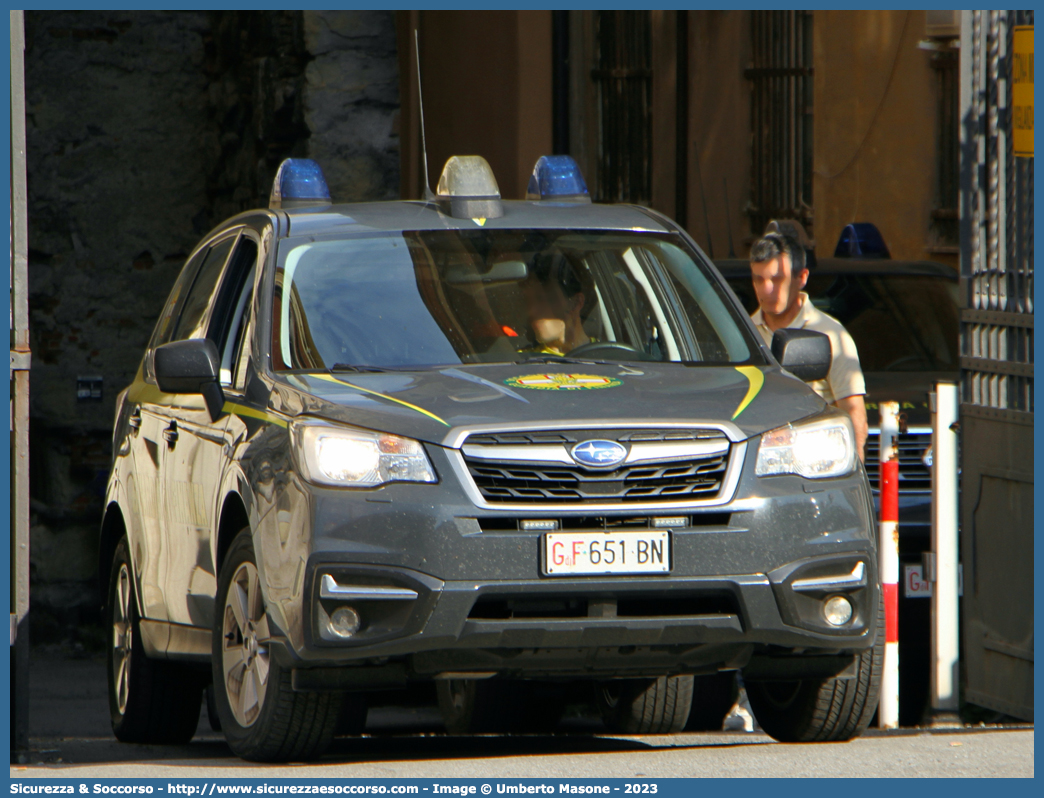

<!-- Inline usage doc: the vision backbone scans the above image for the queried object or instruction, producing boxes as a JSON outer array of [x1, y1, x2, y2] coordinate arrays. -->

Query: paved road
[[13, 651, 1033, 778]]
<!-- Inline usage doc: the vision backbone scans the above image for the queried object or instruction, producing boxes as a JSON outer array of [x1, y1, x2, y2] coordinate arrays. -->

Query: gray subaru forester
[[100, 155, 881, 761]]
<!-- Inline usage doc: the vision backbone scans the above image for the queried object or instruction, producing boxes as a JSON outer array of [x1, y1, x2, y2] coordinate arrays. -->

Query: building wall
[[23, 10, 400, 643], [398, 11, 552, 201], [813, 10, 947, 263], [303, 11, 401, 202], [685, 11, 752, 259]]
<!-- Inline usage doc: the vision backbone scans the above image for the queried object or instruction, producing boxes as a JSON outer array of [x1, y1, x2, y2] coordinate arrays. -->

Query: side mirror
[[154, 339, 224, 421], [771, 328, 831, 383]]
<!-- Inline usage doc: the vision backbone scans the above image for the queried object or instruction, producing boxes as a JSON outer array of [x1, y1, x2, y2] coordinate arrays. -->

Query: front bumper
[[258, 438, 880, 682], [267, 549, 878, 685]]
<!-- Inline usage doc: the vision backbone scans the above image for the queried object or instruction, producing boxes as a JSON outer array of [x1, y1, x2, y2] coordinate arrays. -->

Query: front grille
[[864, 431, 932, 493], [461, 428, 731, 505]]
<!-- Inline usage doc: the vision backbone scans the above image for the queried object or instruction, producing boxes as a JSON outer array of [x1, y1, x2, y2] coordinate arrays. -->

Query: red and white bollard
[[878, 401, 900, 729]]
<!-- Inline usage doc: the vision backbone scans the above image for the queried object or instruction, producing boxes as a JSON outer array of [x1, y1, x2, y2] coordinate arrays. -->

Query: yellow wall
[[396, 10, 950, 270], [686, 11, 752, 259], [397, 11, 552, 201], [813, 10, 946, 263]]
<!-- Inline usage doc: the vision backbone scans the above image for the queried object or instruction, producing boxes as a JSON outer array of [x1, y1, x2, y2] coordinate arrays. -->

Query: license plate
[[543, 531, 670, 576]]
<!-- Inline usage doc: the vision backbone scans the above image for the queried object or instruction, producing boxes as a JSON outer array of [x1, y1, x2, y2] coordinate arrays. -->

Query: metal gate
[[958, 9, 1033, 721], [746, 10, 814, 236], [592, 10, 652, 204]]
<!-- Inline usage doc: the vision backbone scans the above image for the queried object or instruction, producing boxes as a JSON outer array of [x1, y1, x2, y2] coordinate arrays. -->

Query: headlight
[[755, 412, 856, 479], [291, 420, 437, 488]]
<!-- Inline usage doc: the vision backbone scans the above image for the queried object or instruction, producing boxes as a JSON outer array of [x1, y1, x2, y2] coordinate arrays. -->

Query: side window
[[149, 247, 207, 351], [213, 237, 260, 387], [230, 301, 254, 390], [170, 236, 236, 342]]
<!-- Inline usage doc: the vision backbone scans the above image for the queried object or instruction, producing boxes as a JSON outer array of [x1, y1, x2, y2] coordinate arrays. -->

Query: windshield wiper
[[519, 355, 602, 366], [329, 363, 392, 373]]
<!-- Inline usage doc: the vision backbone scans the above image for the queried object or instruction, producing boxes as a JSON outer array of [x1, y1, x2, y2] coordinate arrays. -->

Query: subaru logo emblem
[[570, 439, 627, 468]]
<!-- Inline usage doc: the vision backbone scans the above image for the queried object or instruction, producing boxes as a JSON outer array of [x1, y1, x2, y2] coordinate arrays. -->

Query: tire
[[437, 679, 562, 734], [211, 529, 340, 761], [685, 671, 738, 731], [745, 596, 884, 742], [107, 536, 203, 744], [596, 676, 694, 734]]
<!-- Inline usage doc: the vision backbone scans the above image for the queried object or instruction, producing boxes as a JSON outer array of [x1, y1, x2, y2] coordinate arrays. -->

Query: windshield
[[271, 229, 757, 370], [727, 273, 959, 372]]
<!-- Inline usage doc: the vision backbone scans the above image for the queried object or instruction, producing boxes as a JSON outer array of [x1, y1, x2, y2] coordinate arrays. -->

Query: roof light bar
[[436, 155, 504, 220], [526, 155, 590, 202], [269, 158, 331, 209]]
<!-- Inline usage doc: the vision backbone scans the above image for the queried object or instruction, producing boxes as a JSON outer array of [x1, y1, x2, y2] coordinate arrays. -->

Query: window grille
[[593, 11, 652, 204], [747, 11, 814, 236]]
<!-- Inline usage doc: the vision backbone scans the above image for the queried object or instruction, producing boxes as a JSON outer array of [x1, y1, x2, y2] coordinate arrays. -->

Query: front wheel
[[745, 596, 884, 742], [596, 676, 693, 734], [211, 530, 340, 761], [107, 536, 203, 744]]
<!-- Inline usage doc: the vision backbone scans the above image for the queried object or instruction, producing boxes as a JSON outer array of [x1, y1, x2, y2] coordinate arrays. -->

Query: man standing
[[749, 231, 868, 461]]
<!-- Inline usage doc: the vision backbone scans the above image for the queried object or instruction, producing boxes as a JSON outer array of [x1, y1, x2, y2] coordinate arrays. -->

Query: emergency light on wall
[[269, 158, 331, 209], [526, 155, 590, 202], [834, 222, 891, 259], [436, 155, 504, 220]]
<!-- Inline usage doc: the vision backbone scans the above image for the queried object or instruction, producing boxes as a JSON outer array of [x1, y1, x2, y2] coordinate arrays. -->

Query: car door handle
[[163, 423, 179, 448]]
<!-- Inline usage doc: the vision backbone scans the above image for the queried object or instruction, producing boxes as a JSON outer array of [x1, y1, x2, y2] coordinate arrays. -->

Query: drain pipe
[[878, 401, 900, 729]]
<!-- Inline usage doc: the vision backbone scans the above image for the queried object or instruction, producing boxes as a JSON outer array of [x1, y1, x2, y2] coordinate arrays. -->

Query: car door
[[129, 243, 211, 622], [155, 232, 239, 628]]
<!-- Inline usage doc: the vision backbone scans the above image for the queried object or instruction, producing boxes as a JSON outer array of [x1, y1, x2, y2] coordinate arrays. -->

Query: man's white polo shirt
[[751, 292, 866, 404]]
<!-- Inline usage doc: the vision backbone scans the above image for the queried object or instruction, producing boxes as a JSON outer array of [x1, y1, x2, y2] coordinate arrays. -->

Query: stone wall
[[23, 10, 400, 645]]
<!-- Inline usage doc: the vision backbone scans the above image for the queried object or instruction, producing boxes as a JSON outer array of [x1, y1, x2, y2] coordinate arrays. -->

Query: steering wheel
[[566, 341, 652, 361]]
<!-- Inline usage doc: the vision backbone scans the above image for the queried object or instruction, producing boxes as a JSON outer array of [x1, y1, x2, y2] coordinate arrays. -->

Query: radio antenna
[[414, 30, 434, 201]]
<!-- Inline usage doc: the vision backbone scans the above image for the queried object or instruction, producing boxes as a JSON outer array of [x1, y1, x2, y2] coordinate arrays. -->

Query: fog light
[[329, 606, 362, 638], [652, 516, 688, 529], [521, 519, 558, 531], [823, 595, 853, 626]]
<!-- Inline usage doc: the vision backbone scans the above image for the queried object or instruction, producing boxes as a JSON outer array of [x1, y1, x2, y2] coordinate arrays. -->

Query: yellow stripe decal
[[311, 373, 450, 427], [223, 401, 288, 428], [732, 366, 765, 420]]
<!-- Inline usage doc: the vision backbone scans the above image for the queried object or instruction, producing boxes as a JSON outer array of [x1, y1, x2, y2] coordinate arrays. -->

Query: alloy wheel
[[222, 562, 271, 728], [112, 563, 133, 715]]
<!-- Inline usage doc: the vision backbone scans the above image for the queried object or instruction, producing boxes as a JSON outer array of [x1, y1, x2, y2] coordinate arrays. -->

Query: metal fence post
[[877, 400, 900, 729], [9, 8, 32, 761], [930, 382, 961, 725]]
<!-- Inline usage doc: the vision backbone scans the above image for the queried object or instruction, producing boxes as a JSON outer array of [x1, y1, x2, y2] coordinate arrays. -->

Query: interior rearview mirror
[[446, 259, 528, 285]]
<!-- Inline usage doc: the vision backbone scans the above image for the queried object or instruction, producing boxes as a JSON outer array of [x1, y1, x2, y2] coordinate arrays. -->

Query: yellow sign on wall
[[1013, 26, 1033, 157]]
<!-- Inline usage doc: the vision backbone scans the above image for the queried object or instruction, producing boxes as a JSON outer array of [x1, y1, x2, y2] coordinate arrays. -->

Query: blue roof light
[[270, 158, 331, 208], [526, 155, 591, 202], [833, 223, 891, 258]]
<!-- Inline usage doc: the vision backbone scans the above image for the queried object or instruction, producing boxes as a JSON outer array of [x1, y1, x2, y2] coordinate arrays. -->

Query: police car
[[100, 154, 881, 761]]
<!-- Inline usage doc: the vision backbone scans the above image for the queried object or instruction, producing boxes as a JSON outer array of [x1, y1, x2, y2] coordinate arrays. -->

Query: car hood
[[863, 371, 957, 429], [269, 362, 826, 446]]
